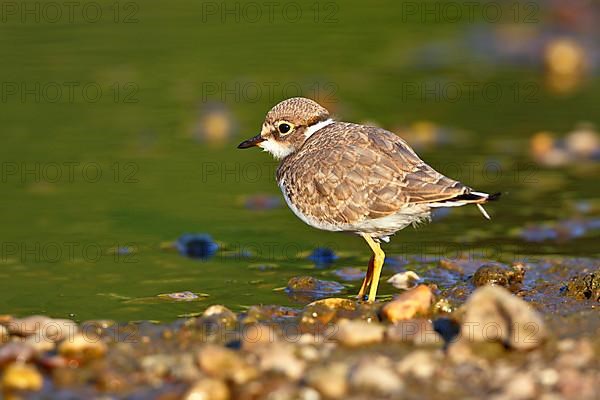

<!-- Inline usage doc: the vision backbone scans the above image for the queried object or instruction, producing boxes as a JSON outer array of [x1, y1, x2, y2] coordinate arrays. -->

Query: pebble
[[503, 373, 537, 400], [396, 350, 439, 379], [286, 276, 345, 298], [160, 291, 200, 301], [306, 362, 349, 399], [460, 286, 547, 350], [241, 324, 277, 349], [183, 378, 230, 400], [0, 325, 7, 343], [176, 233, 219, 259], [7, 316, 50, 336], [556, 338, 595, 368], [1, 363, 43, 392], [349, 356, 403, 395], [197, 304, 238, 332], [387, 271, 421, 290], [472, 264, 510, 287], [563, 271, 600, 301], [381, 284, 434, 323], [333, 319, 384, 346], [58, 333, 108, 360], [565, 124, 600, 158], [197, 345, 257, 384], [385, 319, 443, 346], [307, 248, 338, 266], [0, 342, 36, 365], [24, 331, 57, 353], [256, 342, 306, 380]]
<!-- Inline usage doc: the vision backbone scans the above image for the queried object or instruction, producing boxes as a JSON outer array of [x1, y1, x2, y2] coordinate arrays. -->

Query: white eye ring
[[277, 121, 294, 135]]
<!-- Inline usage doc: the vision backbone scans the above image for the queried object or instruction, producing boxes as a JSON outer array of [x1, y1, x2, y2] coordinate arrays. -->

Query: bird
[[238, 97, 499, 302]]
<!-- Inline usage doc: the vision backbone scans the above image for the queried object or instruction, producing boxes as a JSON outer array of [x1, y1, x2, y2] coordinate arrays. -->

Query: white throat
[[259, 118, 335, 160], [305, 118, 334, 139], [259, 139, 294, 160]]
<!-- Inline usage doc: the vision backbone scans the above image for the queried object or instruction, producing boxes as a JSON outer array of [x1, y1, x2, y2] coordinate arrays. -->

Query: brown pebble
[[333, 319, 384, 346], [306, 362, 349, 399], [58, 333, 108, 360], [7, 316, 78, 341], [183, 378, 230, 400], [460, 286, 547, 350], [439, 259, 465, 274], [381, 285, 434, 323], [0, 325, 8, 343], [350, 356, 403, 395], [256, 342, 306, 380], [241, 324, 277, 349], [197, 345, 257, 384], [385, 319, 443, 346], [396, 350, 440, 379]]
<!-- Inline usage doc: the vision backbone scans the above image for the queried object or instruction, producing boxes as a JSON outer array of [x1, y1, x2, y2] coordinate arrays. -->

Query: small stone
[[385, 319, 443, 346], [197, 345, 257, 384], [556, 338, 595, 368], [381, 285, 434, 323], [565, 124, 600, 158], [160, 291, 201, 301], [176, 233, 219, 260], [256, 342, 306, 380], [6, 317, 78, 342], [460, 285, 547, 350], [503, 373, 537, 400], [563, 271, 600, 301], [1, 363, 43, 392], [396, 350, 439, 379], [350, 356, 403, 395], [307, 247, 338, 265], [472, 264, 510, 287], [183, 378, 230, 400], [0, 325, 7, 343], [287, 276, 344, 294], [0, 342, 36, 365], [196, 305, 238, 333], [203, 304, 236, 320], [24, 331, 56, 354], [58, 333, 108, 360], [244, 305, 299, 324], [333, 319, 384, 346], [538, 368, 559, 387], [241, 324, 277, 349], [387, 271, 421, 290], [306, 362, 349, 399], [438, 259, 465, 274], [7, 315, 51, 336]]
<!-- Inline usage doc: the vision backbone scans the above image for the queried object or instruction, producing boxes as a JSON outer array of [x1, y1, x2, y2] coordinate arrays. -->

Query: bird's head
[[237, 97, 333, 159]]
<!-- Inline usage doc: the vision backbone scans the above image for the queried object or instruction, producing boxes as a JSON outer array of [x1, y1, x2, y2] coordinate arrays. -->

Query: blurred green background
[[1, 0, 599, 321]]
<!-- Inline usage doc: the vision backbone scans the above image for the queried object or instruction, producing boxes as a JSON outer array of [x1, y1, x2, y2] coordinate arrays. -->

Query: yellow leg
[[361, 234, 385, 303], [357, 255, 375, 299]]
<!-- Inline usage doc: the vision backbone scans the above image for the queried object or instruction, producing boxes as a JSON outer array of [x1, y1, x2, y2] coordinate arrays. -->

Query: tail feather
[[429, 191, 501, 220]]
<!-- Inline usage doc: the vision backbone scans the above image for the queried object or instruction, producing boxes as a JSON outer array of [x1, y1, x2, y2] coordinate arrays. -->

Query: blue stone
[[176, 233, 219, 260], [307, 247, 338, 265]]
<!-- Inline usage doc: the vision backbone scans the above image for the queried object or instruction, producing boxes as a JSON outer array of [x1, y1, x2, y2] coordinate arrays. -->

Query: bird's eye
[[277, 122, 293, 135]]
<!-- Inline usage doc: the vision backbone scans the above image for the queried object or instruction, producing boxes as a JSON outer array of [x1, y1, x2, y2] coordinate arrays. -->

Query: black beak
[[237, 135, 265, 149]]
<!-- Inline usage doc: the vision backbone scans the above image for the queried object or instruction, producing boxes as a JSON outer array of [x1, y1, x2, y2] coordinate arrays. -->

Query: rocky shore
[[1, 274, 598, 400]]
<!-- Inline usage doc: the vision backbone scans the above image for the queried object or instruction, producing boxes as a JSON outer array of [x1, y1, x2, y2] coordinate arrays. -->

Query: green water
[[1, 1, 599, 321]]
